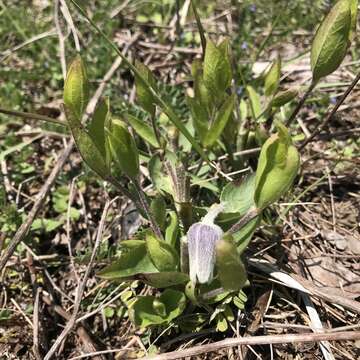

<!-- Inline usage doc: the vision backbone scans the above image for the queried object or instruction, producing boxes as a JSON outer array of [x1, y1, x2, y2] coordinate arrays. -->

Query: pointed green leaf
[[98, 242, 157, 279], [148, 154, 173, 196], [311, 0, 351, 82], [135, 61, 157, 117], [106, 119, 139, 179], [187, 96, 208, 144], [126, 114, 159, 147], [246, 86, 263, 121], [216, 238, 247, 291], [203, 94, 235, 148], [264, 56, 281, 97], [254, 122, 300, 209], [88, 97, 110, 158], [203, 39, 232, 100], [63, 55, 89, 120], [130, 289, 186, 327], [150, 196, 166, 230], [270, 88, 298, 108], [140, 271, 189, 288], [146, 233, 179, 272], [220, 173, 256, 214], [165, 211, 179, 247], [64, 105, 109, 178]]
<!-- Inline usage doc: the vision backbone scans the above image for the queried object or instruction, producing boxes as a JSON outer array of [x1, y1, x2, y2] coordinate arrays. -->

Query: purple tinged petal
[[187, 223, 223, 284]]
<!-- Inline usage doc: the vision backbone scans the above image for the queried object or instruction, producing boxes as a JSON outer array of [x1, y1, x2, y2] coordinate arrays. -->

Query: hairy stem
[[227, 207, 260, 235]]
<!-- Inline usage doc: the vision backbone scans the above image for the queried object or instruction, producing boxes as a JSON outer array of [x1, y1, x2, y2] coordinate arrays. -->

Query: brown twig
[[42, 295, 105, 360], [140, 331, 360, 360], [299, 71, 360, 150], [44, 200, 112, 360]]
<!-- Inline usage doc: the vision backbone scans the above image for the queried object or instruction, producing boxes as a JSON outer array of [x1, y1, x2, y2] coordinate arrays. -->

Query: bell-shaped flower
[[187, 204, 224, 284]]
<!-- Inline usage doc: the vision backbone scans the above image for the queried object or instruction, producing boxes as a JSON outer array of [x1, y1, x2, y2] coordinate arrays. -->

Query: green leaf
[[254, 121, 300, 209], [165, 211, 179, 247], [349, 0, 358, 40], [233, 216, 261, 254], [139, 271, 189, 288], [270, 88, 298, 108], [311, 0, 351, 82], [148, 154, 173, 196], [130, 289, 186, 327], [233, 290, 247, 310], [203, 93, 235, 148], [64, 105, 109, 178], [106, 119, 139, 179], [88, 97, 110, 159], [187, 96, 208, 144], [264, 56, 281, 97], [126, 114, 159, 147], [246, 86, 263, 120], [150, 196, 166, 230], [146, 233, 179, 272], [191, 60, 212, 113], [135, 61, 157, 117], [220, 173, 256, 214], [98, 242, 157, 279], [32, 218, 63, 232], [203, 39, 232, 100], [216, 238, 247, 291], [63, 55, 89, 120]]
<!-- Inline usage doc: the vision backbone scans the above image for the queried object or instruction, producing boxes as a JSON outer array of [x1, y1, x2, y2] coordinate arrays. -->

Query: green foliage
[[134, 61, 157, 117], [203, 39, 232, 101], [310, 0, 351, 82], [254, 122, 300, 209], [106, 118, 139, 179], [63, 55, 89, 120], [126, 114, 159, 148], [130, 289, 186, 327], [264, 55, 281, 97], [146, 233, 179, 272], [216, 237, 247, 291]]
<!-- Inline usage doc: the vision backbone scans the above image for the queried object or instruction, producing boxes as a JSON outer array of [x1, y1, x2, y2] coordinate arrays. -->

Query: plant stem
[[227, 207, 260, 235], [132, 178, 163, 240], [0, 107, 67, 126], [299, 70, 360, 150], [285, 81, 316, 127], [150, 113, 162, 149], [180, 236, 189, 274], [190, 0, 206, 59]]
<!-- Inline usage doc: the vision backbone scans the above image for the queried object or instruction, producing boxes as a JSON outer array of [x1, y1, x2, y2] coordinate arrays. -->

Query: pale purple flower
[[187, 204, 225, 284]]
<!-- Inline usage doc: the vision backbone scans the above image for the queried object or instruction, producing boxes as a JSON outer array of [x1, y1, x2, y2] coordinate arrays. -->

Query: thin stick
[[33, 288, 42, 360], [0, 107, 67, 126], [44, 200, 112, 360], [285, 81, 316, 127], [140, 331, 360, 360], [299, 71, 360, 150]]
